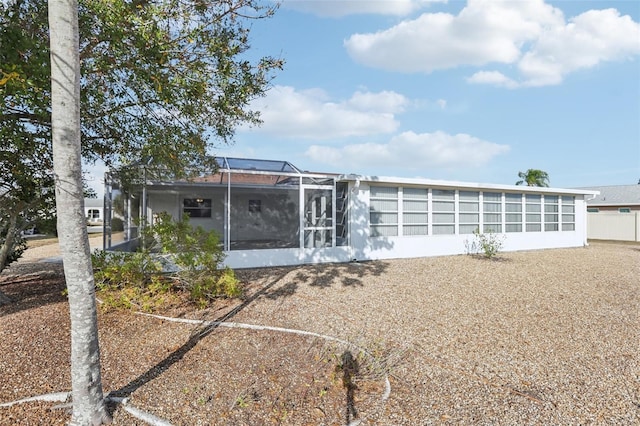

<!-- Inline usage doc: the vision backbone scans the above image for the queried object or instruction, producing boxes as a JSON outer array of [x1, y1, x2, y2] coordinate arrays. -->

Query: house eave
[[337, 174, 600, 196]]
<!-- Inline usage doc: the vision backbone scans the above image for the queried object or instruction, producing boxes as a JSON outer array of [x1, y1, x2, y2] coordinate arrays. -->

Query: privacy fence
[[588, 212, 640, 242]]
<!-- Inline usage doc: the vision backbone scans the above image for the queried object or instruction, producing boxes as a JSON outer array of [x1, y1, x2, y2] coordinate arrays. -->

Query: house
[[84, 198, 104, 225], [577, 184, 640, 242], [103, 157, 599, 269], [577, 184, 640, 213]]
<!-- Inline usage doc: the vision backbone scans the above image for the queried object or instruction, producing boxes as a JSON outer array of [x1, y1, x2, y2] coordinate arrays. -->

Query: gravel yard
[[0, 241, 638, 425]]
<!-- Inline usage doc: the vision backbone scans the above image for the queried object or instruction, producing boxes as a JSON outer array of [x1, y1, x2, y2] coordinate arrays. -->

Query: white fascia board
[[337, 174, 600, 196]]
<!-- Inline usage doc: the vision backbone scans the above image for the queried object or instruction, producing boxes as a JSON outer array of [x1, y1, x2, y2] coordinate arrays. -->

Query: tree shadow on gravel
[[337, 350, 360, 425], [106, 268, 295, 410], [106, 261, 391, 416], [292, 261, 390, 289], [0, 263, 67, 317]]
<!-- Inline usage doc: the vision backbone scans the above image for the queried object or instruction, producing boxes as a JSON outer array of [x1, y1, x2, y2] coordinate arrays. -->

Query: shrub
[[465, 228, 505, 259], [0, 228, 27, 268], [110, 217, 124, 232], [34, 216, 58, 236], [92, 213, 241, 311]]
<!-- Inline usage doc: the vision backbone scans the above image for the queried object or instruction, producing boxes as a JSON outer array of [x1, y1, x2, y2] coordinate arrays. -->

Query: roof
[[84, 198, 103, 208], [217, 157, 301, 174], [341, 174, 600, 196], [576, 184, 640, 206], [144, 157, 337, 188], [112, 157, 600, 196]]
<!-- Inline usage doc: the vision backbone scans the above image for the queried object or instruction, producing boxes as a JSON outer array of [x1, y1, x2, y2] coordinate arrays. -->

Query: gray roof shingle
[[577, 185, 640, 206]]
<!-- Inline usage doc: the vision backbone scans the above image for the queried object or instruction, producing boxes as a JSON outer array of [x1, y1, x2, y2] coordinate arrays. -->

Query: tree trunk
[[0, 207, 20, 273], [48, 1, 110, 424]]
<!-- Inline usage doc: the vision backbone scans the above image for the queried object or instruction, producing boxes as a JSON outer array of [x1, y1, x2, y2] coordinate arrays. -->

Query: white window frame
[[369, 186, 399, 237], [562, 196, 576, 231], [505, 193, 523, 233], [431, 189, 455, 235], [402, 187, 429, 236], [544, 195, 560, 232], [482, 191, 503, 233], [458, 191, 480, 235], [525, 194, 542, 232]]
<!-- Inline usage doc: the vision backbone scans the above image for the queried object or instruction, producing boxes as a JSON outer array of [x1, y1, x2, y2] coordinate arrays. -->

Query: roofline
[[337, 174, 600, 196], [587, 202, 640, 207]]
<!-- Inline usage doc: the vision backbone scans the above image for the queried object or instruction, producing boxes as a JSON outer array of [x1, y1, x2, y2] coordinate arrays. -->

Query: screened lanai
[[103, 157, 350, 253]]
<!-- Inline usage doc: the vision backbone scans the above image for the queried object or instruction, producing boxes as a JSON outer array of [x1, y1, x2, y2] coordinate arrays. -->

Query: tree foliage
[[0, 0, 282, 270], [516, 169, 550, 187]]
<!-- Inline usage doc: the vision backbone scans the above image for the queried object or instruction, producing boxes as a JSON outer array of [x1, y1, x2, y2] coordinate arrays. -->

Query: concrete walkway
[[19, 235, 109, 263]]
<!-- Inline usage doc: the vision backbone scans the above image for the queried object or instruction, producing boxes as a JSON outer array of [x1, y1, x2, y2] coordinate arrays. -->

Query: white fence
[[588, 212, 640, 242]]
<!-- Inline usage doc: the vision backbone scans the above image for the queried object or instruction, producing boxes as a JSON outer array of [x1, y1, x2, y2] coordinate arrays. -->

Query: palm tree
[[516, 169, 550, 187]]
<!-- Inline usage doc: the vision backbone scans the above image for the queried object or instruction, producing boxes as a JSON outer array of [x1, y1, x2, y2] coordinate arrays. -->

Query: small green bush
[[465, 228, 505, 259], [92, 213, 241, 311]]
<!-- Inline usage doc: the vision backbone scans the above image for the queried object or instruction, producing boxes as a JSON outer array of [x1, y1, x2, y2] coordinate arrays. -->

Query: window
[[562, 196, 576, 231], [370, 186, 398, 237], [483, 192, 502, 233], [87, 209, 100, 220], [586, 207, 599, 213], [403, 188, 428, 236], [183, 198, 212, 218], [544, 195, 559, 231], [432, 189, 455, 234], [459, 191, 479, 234], [505, 193, 523, 232], [249, 199, 261, 213], [525, 194, 541, 232], [619, 207, 631, 213]]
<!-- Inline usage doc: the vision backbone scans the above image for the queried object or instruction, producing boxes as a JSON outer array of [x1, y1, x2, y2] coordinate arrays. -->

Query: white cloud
[[344, 0, 640, 87], [467, 71, 518, 89], [246, 85, 409, 139], [305, 130, 510, 170], [518, 8, 640, 86], [344, 0, 563, 72], [281, 0, 445, 18]]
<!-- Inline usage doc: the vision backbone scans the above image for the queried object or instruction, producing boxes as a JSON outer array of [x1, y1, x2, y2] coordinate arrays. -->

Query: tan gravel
[[1, 241, 639, 425]]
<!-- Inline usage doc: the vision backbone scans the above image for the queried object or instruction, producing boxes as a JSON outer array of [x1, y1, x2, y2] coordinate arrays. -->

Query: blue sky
[[87, 0, 640, 194], [218, 0, 640, 188]]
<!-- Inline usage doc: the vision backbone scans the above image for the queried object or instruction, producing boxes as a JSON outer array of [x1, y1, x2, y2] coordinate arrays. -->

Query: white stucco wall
[[346, 183, 590, 262], [143, 179, 594, 269]]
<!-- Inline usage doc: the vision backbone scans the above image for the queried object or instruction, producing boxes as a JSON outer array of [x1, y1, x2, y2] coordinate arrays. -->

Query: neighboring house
[[84, 198, 104, 226], [577, 184, 640, 213], [578, 184, 640, 242], [103, 157, 598, 269]]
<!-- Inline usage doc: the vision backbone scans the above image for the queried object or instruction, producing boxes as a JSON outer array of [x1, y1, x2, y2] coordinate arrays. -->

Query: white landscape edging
[[137, 313, 392, 412], [0, 392, 174, 426], [0, 315, 392, 426]]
